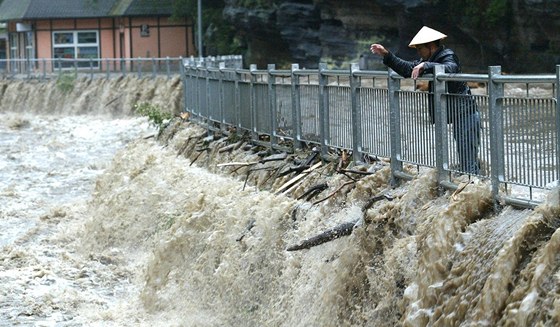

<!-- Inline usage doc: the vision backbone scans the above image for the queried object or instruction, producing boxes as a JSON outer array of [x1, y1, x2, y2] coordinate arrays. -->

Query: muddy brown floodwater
[[1, 76, 560, 326]]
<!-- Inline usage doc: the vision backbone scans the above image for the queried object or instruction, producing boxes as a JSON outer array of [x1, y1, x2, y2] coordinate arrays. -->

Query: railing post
[[42, 58, 46, 80], [106, 59, 110, 79], [319, 63, 328, 157], [488, 66, 504, 206], [388, 68, 403, 185], [219, 62, 226, 129], [291, 63, 302, 150], [433, 64, 448, 187], [250, 64, 258, 140], [268, 64, 277, 149], [26, 58, 31, 79], [166, 57, 171, 78], [137, 57, 143, 78], [121, 58, 126, 76], [152, 58, 157, 79], [89, 58, 94, 79], [556, 65, 560, 187], [180, 57, 187, 113], [350, 63, 362, 163], [235, 67, 241, 129], [205, 63, 212, 134]]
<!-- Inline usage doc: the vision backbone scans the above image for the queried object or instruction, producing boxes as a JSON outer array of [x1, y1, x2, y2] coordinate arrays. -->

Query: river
[[1, 77, 560, 326]]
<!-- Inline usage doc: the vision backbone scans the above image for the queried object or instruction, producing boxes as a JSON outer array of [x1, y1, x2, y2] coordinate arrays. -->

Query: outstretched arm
[[370, 43, 421, 78]]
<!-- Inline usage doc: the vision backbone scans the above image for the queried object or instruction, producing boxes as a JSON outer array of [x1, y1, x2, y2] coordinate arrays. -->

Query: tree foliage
[[438, 0, 509, 28], [171, 0, 243, 56]]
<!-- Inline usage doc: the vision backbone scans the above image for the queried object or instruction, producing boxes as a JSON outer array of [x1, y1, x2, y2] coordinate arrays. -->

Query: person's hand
[[412, 62, 425, 79], [370, 44, 388, 57]]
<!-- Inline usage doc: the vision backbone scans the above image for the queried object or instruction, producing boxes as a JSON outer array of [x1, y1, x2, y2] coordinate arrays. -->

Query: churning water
[[1, 76, 560, 326]]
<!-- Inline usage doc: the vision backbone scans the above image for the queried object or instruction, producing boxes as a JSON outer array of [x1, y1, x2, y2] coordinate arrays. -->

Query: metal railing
[[0, 57, 184, 79], [182, 61, 560, 209], [0, 55, 243, 80]]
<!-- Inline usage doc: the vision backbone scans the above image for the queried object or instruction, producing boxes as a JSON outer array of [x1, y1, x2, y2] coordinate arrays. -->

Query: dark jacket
[[383, 46, 475, 123]]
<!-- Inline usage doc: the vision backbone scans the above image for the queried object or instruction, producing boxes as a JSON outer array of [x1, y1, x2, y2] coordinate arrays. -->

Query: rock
[[223, 0, 560, 73]]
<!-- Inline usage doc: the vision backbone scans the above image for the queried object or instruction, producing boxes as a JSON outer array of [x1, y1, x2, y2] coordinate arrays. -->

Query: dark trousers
[[453, 111, 481, 174]]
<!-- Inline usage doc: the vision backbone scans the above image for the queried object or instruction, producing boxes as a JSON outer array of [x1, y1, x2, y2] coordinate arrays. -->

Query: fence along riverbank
[[1, 56, 558, 208], [183, 61, 560, 209]]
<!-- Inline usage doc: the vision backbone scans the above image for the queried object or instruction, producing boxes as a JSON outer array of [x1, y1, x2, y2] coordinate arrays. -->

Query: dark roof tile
[[0, 0, 174, 21]]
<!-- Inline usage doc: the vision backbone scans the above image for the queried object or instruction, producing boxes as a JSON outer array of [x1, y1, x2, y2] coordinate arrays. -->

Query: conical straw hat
[[408, 26, 447, 48]]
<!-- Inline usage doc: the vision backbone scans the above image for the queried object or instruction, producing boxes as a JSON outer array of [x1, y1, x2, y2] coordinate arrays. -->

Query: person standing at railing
[[370, 26, 481, 175]]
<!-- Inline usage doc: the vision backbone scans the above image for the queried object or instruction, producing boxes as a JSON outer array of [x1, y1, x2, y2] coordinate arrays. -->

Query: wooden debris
[[189, 147, 209, 166], [217, 152, 288, 168], [451, 181, 472, 201], [276, 151, 318, 178], [297, 183, 328, 201], [218, 143, 237, 153], [176, 132, 207, 157], [104, 95, 122, 107], [179, 112, 191, 121], [277, 164, 311, 178], [337, 149, 350, 171], [261, 152, 288, 163], [236, 219, 256, 242], [287, 192, 394, 251], [338, 168, 374, 176], [286, 221, 357, 251], [217, 161, 260, 168], [312, 180, 355, 206], [276, 161, 322, 195], [362, 193, 394, 212]]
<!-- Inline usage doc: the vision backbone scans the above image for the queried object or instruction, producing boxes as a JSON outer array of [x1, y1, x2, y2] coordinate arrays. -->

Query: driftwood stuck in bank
[[286, 193, 393, 251]]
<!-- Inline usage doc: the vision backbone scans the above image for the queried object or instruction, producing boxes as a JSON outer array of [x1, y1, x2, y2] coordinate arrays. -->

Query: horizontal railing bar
[[293, 69, 319, 76], [491, 74, 556, 84], [437, 73, 489, 83]]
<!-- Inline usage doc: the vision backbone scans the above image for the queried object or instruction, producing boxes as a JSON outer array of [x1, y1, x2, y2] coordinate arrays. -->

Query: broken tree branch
[[276, 161, 322, 195], [337, 168, 375, 176], [189, 147, 209, 166], [286, 221, 358, 251], [287, 192, 394, 251], [312, 180, 355, 206], [236, 219, 256, 242], [217, 161, 260, 168], [297, 183, 328, 201]]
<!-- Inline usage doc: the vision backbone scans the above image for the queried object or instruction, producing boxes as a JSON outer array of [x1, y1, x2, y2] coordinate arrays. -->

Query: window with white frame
[[53, 30, 99, 68], [9, 33, 18, 59]]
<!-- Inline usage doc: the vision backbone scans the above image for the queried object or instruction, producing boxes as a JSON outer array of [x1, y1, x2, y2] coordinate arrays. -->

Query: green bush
[[133, 102, 173, 130], [56, 71, 77, 93]]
